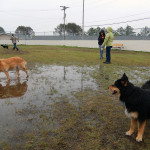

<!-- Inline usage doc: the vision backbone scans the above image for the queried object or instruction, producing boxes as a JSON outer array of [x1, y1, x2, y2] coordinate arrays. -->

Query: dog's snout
[[109, 85, 114, 89]]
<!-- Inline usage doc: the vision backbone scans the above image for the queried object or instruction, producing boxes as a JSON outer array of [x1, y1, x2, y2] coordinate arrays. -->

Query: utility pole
[[82, 0, 84, 40], [60, 6, 69, 40]]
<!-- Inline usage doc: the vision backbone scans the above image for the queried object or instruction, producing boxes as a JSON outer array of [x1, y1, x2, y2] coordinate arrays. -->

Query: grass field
[[1, 45, 150, 66], [0, 45, 150, 150]]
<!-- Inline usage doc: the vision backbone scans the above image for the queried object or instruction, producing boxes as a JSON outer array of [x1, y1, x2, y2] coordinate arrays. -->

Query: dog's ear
[[122, 73, 127, 78], [121, 73, 128, 80], [121, 73, 128, 86]]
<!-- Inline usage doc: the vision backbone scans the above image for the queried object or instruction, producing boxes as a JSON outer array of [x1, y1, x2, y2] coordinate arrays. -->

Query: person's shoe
[[103, 61, 110, 64]]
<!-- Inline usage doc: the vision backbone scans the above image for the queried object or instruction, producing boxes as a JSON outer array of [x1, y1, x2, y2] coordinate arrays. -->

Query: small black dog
[[1, 44, 9, 49], [109, 73, 150, 142]]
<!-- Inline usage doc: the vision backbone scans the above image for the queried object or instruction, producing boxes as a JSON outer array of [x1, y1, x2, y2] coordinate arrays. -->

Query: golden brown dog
[[0, 81, 28, 98], [0, 57, 29, 81]]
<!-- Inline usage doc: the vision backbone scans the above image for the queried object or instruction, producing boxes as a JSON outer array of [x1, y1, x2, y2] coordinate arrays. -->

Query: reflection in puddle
[[0, 65, 98, 143], [0, 80, 28, 99], [29, 65, 97, 97]]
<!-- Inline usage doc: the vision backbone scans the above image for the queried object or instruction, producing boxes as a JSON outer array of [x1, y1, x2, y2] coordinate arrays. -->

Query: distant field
[[0, 45, 150, 66], [0, 45, 150, 150]]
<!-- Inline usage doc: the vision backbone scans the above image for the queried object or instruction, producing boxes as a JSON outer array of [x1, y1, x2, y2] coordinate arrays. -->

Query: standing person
[[98, 30, 105, 59], [101, 27, 114, 64], [10, 34, 19, 51]]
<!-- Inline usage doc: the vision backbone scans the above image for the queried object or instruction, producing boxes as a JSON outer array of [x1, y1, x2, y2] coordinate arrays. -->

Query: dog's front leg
[[16, 67, 20, 78], [3, 70, 10, 81], [136, 120, 146, 142], [22, 68, 29, 78], [126, 119, 137, 136]]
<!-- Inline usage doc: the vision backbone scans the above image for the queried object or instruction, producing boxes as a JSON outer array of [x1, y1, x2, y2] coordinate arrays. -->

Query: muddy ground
[[0, 46, 150, 150], [0, 63, 150, 150]]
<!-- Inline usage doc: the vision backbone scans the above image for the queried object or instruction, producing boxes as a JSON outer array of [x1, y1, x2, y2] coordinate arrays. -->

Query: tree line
[[0, 24, 150, 36], [0, 26, 34, 36]]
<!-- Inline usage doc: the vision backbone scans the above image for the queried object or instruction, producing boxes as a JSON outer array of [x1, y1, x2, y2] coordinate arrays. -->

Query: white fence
[[0, 40, 150, 52]]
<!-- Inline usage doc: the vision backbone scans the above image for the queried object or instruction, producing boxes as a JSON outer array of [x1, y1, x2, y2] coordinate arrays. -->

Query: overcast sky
[[1, 0, 150, 34]]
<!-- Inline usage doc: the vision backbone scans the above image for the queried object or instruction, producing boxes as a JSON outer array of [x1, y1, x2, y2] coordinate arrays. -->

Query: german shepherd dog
[[109, 73, 150, 142], [1, 44, 9, 49], [0, 57, 29, 81]]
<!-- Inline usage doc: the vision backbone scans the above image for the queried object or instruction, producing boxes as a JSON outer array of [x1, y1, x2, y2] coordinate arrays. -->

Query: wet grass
[[0, 45, 150, 149], [0, 45, 150, 66]]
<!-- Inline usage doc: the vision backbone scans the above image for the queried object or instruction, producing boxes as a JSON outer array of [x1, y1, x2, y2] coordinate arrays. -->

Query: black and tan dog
[[109, 73, 150, 142]]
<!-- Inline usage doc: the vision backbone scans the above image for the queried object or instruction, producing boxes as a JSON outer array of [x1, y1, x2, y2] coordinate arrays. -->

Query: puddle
[[0, 65, 98, 143], [0, 64, 150, 145], [97, 65, 150, 88]]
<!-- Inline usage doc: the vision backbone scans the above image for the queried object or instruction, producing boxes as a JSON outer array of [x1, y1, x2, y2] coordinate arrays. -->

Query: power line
[[0, 8, 59, 12], [85, 17, 150, 27], [85, 11, 150, 24], [0, 11, 61, 20]]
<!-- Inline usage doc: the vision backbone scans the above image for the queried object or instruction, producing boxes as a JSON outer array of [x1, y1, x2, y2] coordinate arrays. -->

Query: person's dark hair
[[99, 30, 105, 37], [12, 34, 14, 36], [99, 30, 105, 34]]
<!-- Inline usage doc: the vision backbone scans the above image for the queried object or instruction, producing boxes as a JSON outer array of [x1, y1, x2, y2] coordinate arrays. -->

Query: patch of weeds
[[0, 141, 11, 150], [5, 100, 13, 105], [47, 86, 58, 95]]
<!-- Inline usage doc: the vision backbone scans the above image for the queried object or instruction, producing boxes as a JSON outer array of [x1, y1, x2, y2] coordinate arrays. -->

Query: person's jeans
[[106, 46, 112, 63], [13, 43, 18, 50], [99, 45, 104, 59]]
